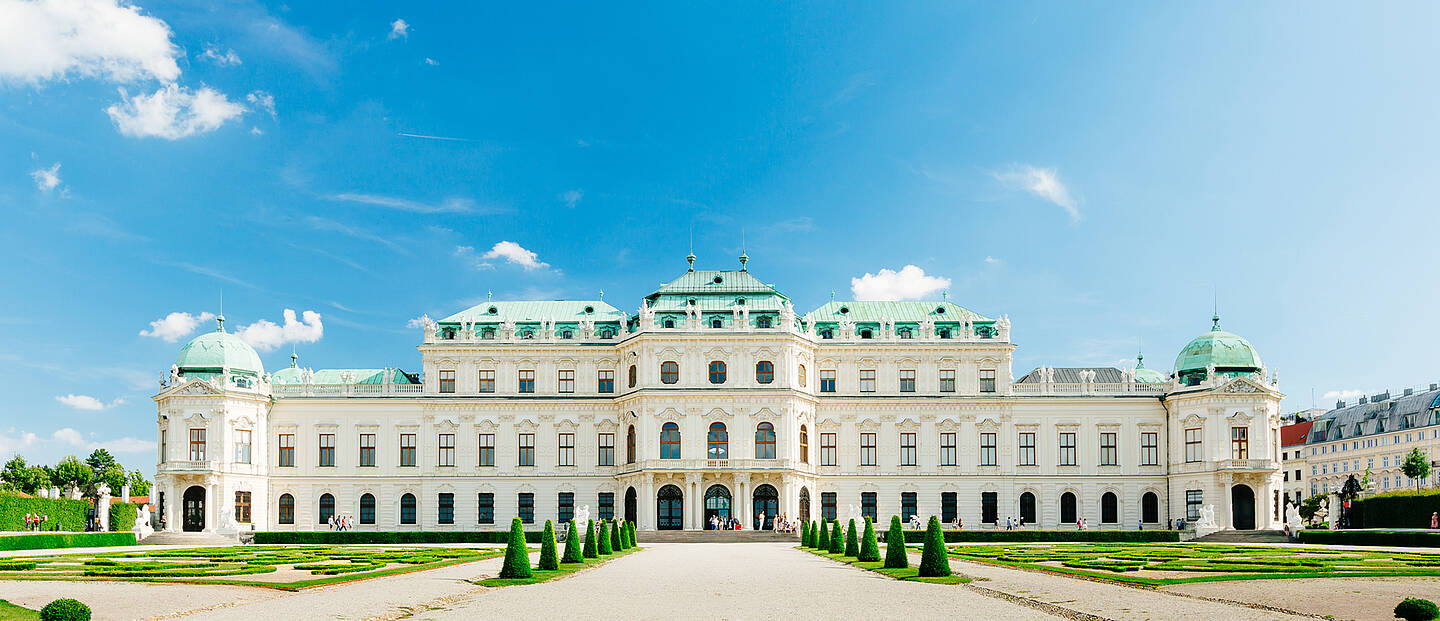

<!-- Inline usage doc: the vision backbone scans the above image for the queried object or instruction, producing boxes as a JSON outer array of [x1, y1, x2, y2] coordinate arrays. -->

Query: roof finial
[[1136, 343, 1145, 369], [290, 346, 298, 368], [1211, 288, 1220, 330], [598, 289, 605, 300], [487, 290, 493, 301], [830, 290, 835, 301], [738, 228, 748, 271], [216, 289, 225, 332], [942, 290, 948, 300], [686, 223, 696, 271]]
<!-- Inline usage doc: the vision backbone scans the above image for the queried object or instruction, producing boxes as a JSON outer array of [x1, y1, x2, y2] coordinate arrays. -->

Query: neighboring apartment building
[[1305, 387, 1440, 497], [1280, 418, 1313, 506]]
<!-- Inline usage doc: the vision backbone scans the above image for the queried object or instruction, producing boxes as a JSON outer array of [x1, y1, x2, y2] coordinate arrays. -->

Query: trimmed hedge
[[1298, 530, 1440, 547], [497, 518, 532, 579], [844, 519, 859, 557], [254, 530, 548, 545], [918, 516, 951, 577], [40, 598, 91, 621], [538, 520, 559, 570], [884, 516, 908, 569], [108, 502, 138, 533], [0, 493, 90, 532], [0, 532, 136, 551], [1352, 491, 1440, 529], [1395, 597, 1440, 621], [858, 517, 880, 562], [879, 529, 1179, 544], [561, 520, 583, 563]]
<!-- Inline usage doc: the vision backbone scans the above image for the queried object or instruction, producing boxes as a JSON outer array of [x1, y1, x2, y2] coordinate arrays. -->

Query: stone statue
[[1197, 504, 1217, 529], [1285, 503, 1303, 534], [96, 482, 111, 498], [134, 504, 154, 540], [575, 504, 591, 526], [169, 364, 181, 386], [847, 504, 861, 521]]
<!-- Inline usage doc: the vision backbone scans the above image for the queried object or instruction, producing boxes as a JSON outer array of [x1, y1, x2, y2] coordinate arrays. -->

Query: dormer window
[[839, 306, 850, 314], [938, 328, 951, 339], [521, 330, 535, 339], [663, 318, 676, 329], [860, 329, 873, 339], [584, 306, 594, 314], [488, 306, 498, 315], [756, 316, 771, 328], [712, 276, 723, 284], [711, 318, 723, 329], [481, 328, 496, 339], [820, 329, 833, 339], [561, 330, 573, 339], [736, 298, 745, 305], [898, 328, 913, 339], [600, 329, 614, 339]]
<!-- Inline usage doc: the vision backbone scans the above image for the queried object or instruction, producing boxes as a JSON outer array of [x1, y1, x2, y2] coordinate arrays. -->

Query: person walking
[[1431, 512, 1438, 529]]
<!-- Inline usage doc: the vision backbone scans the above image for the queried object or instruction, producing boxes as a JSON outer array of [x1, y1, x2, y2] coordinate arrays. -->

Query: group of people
[[708, 515, 743, 530], [22, 513, 49, 532], [772, 513, 798, 533], [326, 514, 355, 531]]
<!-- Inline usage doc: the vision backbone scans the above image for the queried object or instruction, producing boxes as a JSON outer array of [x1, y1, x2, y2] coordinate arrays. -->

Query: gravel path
[[1166, 575, 1440, 620]]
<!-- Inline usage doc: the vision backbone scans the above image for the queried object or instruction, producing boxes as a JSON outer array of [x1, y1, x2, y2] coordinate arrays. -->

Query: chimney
[[1359, 396, 1368, 404], [1405, 388, 1414, 396], [1337, 400, 1346, 409], [1431, 383, 1438, 391], [1374, 391, 1390, 402]]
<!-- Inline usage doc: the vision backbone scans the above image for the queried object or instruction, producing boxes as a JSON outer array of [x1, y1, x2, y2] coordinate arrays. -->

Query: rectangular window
[[940, 432, 957, 466], [820, 370, 836, 393], [438, 433, 455, 467], [400, 433, 417, 467], [278, 433, 293, 467], [820, 433, 837, 466], [558, 433, 575, 467], [861, 492, 877, 523], [518, 369, 535, 393], [439, 369, 455, 393], [979, 369, 997, 393], [1059, 432, 1077, 466], [821, 492, 837, 521], [1100, 432, 1118, 466], [478, 369, 495, 393], [1141, 432, 1159, 466], [234, 430, 251, 464], [1231, 427, 1249, 460], [901, 492, 917, 523], [598, 433, 614, 466], [981, 491, 998, 524], [980, 432, 997, 466], [1018, 432, 1036, 466], [189, 428, 206, 461], [438, 493, 454, 525], [559, 492, 574, 524], [558, 369, 575, 393], [359, 433, 376, 467], [860, 432, 877, 466], [478, 493, 494, 524], [318, 433, 335, 467], [1185, 428, 1202, 463], [599, 492, 615, 520], [939, 369, 956, 393], [941, 492, 958, 524], [859, 369, 876, 392], [598, 369, 614, 393], [519, 433, 535, 466], [518, 493, 534, 524], [899, 432, 917, 466], [899, 369, 916, 393], [478, 434, 494, 467], [234, 491, 251, 523], [1186, 490, 1203, 521]]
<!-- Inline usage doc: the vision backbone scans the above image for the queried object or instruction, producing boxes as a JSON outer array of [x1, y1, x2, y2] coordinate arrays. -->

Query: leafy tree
[[1298, 494, 1328, 526], [884, 515, 908, 569], [126, 470, 151, 496], [844, 518, 859, 557], [598, 520, 612, 555], [828, 520, 843, 554], [1, 456, 49, 494], [816, 519, 829, 550], [561, 520, 584, 563], [583, 519, 598, 558], [498, 517, 532, 579], [1404, 448, 1433, 489], [917, 516, 951, 577], [84, 449, 117, 474], [858, 517, 880, 562], [50, 456, 93, 493], [538, 520, 559, 570]]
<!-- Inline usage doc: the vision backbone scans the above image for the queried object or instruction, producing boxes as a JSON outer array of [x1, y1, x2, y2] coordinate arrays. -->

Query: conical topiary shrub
[[799, 520, 809, 547], [884, 515, 908, 569], [583, 519, 598, 558], [629, 521, 638, 547], [561, 519, 583, 563], [622, 521, 631, 548], [918, 515, 951, 577], [828, 520, 844, 554], [498, 517, 533, 579], [816, 519, 829, 550], [844, 518, 860, 557], [538, 519, 559, 570], [859, 516, 880, 562], [610, 519, 622, 551], [598, 520, 613, 555]]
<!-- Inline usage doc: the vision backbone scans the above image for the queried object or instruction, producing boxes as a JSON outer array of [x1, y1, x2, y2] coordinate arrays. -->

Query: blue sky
[[2, 1, 1438, 468]]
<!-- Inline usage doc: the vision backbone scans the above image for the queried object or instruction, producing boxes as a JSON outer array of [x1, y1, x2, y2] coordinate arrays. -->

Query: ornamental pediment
[[976, 417, 1002, 430], [163, 378, 223, 398], [1221, 378, 1265, 394], [1182, 413, 1206, 426]]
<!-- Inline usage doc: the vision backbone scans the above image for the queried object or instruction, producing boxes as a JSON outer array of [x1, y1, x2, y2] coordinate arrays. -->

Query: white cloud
[[388, 18, 409, 40], [995, 165, 1080, 223], [31, 162, 61, 191], [246, 90, 275, 118], [424, 57, 438, 66], [55, 394, 125, 411], [984, 256, 1001, 265], [1324, 389, 1366, 403], [330, 192, 485, 214], [561, 189, 583, 208], [0, 430, 39, 458], [51, 427, 84, 446], [250, 126, 262, 135], [234, 309, 323, 352], [850, 265, 951, 301], [406, 317, 426, 329], [0, 0, 179, 84], [200, 45, 241, 66], [106, 83, 245, 139], [89, 436, 155, 453], [139, 311, 215, 342], [481, 241, 550, 271]]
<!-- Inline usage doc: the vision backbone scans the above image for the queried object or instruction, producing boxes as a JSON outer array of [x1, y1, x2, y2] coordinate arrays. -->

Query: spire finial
[[738, 228, 748, 271], [686, 223, 696, 271], [830, 290, 835, 301], [942, 290, 948, 300], [1136, 344, 1145, 369], [599, 289, 604, 300], [487, 290, 493, 301], [216, 289, 225, 332], [290, 348, 298, 368], [1211, 288, 1220, 330]]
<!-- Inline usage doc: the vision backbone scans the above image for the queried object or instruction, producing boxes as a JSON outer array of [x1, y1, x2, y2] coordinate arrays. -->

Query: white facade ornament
[[575, 504, 591, 526]]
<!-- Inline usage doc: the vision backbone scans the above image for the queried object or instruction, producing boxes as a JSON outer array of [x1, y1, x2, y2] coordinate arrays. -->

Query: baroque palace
[[152, 256, 1285, 534]]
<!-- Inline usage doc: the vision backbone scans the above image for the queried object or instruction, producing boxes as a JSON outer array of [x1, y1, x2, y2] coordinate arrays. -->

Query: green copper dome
[[1173, 315, 1261, 386], [1132, 354, 1167, 384], [174, 316, 264, 376]]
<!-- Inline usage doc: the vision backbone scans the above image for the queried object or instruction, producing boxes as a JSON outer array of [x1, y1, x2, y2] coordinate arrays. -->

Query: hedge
[[878, 529, 1179, 544], [0, 493, 90, 532], [254, 530, 546, 545], [0, 532, 137, 551], [1351, 491, 1440, 529], [108, 502, 139, 533], [1298, 530, 1440, 547]]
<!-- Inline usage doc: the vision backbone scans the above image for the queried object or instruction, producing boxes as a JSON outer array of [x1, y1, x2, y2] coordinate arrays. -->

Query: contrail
[[397, 132, 473, 142]]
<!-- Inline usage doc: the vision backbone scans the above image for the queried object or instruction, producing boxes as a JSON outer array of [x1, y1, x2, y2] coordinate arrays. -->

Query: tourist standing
[[1432, 512, 1438, 529]]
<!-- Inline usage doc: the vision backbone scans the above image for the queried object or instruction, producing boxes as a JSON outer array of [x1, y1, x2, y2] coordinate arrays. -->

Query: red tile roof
[[1281, 421, 1313, 447]]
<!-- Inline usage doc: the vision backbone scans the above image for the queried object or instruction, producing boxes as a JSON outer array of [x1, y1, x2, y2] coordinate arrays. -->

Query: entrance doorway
[[624, 487, 637, 524], [799, 487, 811, 523], [704, 485, 731, 526], [1231, 484, 1256, 530], [1019, 492, 1037, 524], [753, 484, 778, 530], [182, 485, 205, 532], [657, 485, 683, 530]]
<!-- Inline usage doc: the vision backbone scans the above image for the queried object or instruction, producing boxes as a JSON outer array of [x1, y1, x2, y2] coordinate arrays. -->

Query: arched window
[[1060, 492, 1077, 524], [400, 493, 417, 525], [859, 329, 873, 339], [1142, 492, 1159, 524], [798, 364, 806, 387], [938, 328, 951, 339], [820, 329, 834, 339], [1101, 492, 1119, 524], [707, 422, 728, 460], [898, 328, 913, 339], [757, 316, 772, 328], [711, 318, 723, 329], [799, 487, 811, 523], [1019, 492, 1036, 524], [660, 422, 681, 459], [663, 318, 676, 328], [755, 361, 774, 384], [799, 425, 809, 463], [755, 422, 775, 459], [319, 493, 335, 524], [481, 328, 495, 339], [278, 493, 294, 525], [657, 485, 683, 530], [561, 330, 573, 339], [360, 493, 376, 524], [626, 425, 636, 464], [708, 361, 727, 384], [660, 361, 679, 384], [600, 328, 614, 339], [628, 365, 637, 388]]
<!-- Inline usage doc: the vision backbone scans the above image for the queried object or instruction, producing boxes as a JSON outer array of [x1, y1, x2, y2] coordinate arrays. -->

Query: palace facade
[[152, 258, 1285, 534]]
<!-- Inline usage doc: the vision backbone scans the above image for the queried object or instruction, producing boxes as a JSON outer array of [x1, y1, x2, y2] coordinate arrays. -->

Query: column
[[639, 476, 654, 531], [735, 476, 748, 529]]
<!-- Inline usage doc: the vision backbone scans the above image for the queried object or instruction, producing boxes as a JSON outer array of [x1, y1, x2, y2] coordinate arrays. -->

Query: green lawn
[[0, 600, 38, 621], [476, 547, 642, 587], [950, 542, 1440, 586], [802, 547, 971, 585]]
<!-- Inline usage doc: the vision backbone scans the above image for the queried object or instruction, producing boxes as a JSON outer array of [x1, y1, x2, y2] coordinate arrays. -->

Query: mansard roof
[[271, 366, 418, 385], [440, 300, 624, 324], [805, 300, 990, 324], [1015, 367, 1127, 384], [649, 269, 786, 297], [1306, 388, 1440, 444]]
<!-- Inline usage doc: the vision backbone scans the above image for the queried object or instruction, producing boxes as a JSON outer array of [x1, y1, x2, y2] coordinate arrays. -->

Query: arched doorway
[[657, 485, 683, 530], [319, 493, 335, 525], [1019, 492, 1036, 524], [704, 485, 731, 525], [799, 487, 811, 523], [624, 487, 637, 524], [1231, 484, 1256, 530], [1060, 492, 1077, 525], [753, 484, 778, 530], [182, 486, 205, 532], [1142, 492, 1159, 524], [1101, 492, 1118, 524]]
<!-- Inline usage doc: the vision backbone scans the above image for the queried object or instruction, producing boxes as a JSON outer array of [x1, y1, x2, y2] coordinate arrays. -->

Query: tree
[[583, 519, 598, 558], [884, 515, 908, 569], [84, 449, 117, 474], [844, 518, 859, 557], [1404, 448, 1433, 489], [917, 516, 951, 577], [816, 519, 829, 550], [828, 520, 844, 554], [1, 456, 49, 494], [610, 518, 622, 551], [561, 520, 584, 563], [50, 456, 92, 493], [858, 517, 880, 562], [1298, 494, 1328, 526], [125, 469, 151, 496], [538, 519, 559, 570], [498, 517, 532, 579], [598, 519, 612, 555]]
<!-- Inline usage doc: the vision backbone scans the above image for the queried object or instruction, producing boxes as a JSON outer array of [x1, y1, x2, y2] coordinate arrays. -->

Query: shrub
[[884, 516, 908, 569], [622, 521, 632, 548], [0, 532, 135, 551], [1396, 597, 1440, 621], [1299, 530, 1440, 548], [883, 530, 1179, 544], [859, 517, 880, 562], [799, 521, 809, 547], [816, 519, 829, 550], [497, 517, 532, 579], [254, 531, 544, 545], [610, 519, 622, 551], [561, 520, 583, 563], [598, 520, 612, 555], [40, 598, 91, 621], [0, 493, 90, 532], [1353, 490, 1440, 528], [828, 520, 843, 554], [538, 520, 559, 570], [918, 516, 951, 577], [108, 502, 138, 533], [629, 522, 638, 547], [844, 519, 859, 557], [583, 520, 598, 559]]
